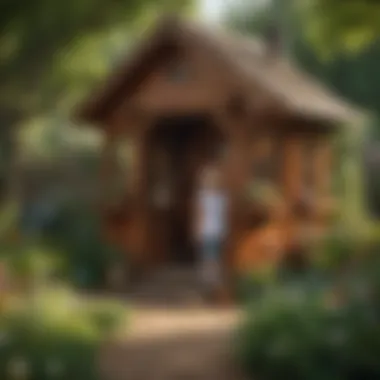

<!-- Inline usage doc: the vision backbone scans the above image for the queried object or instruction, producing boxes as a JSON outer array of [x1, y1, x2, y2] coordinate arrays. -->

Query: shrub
[[0, 242, 65, 296], [0, 287, 127, 380], [45, 202, 125, 289], [236, 231, 380, 380], [85, 299, 127, 332], [236, 264, 279, 304], [237, 283, 345, 380], [237, 279, 380, 380], [314, 233, 350, 271]]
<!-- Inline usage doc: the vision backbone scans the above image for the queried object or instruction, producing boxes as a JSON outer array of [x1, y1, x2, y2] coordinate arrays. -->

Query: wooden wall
[[234, 126, 334, 273], [97, 38, 335, 280]]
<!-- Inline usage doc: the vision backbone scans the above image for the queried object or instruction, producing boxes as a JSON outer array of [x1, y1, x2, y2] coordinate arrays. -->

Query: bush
[[237, 287, 334, 380], [0, 197, 125, 290], [236, 227, 380, 380], [310, 226, 364, 274], [0, 287, 127, 380], [236, 264, 279, 304], [0, 243, 64, 287], [237, 278, 380, 380], [44, 202, 125, 289]]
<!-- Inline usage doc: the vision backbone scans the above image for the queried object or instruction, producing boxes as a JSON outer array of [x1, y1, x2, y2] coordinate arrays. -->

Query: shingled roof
[[75, 15, 364, 125]]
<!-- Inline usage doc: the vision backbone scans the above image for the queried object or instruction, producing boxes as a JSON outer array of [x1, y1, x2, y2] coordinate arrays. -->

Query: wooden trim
[[283, 135, 304, 203], [312, 136, 334, 223], [314, 137, 332, 197], [214, 109, 251, 294], [281, 134, 304, 249]]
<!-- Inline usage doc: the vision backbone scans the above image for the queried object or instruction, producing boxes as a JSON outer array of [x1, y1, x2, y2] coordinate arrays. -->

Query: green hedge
[[0, 287, 127, 380], [237, 282, 380, 380], [236, 226, 380, 380]]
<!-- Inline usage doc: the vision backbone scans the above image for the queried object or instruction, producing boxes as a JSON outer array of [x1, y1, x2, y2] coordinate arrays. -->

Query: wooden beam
[[214, 108, 252, 294], [283, 135, 304, 203], [282, 134, 304, 248], [314, 137, 332, 197]]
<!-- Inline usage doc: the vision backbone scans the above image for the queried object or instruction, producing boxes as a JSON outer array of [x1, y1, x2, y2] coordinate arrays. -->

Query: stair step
[[126, 266, 204, 304]]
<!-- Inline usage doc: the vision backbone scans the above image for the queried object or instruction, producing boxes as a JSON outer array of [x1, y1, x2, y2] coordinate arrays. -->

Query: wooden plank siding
[[72, 16, 355, 297]]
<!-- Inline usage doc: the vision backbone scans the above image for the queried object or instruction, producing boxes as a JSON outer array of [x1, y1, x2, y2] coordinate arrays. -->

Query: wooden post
[[313, 136, 333, 223], [314, 137, 332, 198], [215, 109, 251, 302], [283, 135, 303, 203], [282, 134, 304, 248], [132, 115, 155, 271]]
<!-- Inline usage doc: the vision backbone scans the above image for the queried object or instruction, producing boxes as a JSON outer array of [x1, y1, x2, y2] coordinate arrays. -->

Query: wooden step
[[126, 265, 204, 306]]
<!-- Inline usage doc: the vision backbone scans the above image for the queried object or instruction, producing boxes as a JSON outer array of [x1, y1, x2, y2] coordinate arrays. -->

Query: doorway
[[147, 114, 225, 265]]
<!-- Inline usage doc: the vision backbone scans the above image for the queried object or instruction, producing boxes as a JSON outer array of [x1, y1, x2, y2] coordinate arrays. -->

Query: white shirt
[[197, 189, 227, 239]]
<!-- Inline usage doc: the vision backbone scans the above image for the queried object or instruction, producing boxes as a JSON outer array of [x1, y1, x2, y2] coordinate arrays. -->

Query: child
[[194, 164, 227, 298]]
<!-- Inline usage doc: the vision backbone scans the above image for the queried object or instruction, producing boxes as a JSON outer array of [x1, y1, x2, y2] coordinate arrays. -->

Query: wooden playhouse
[[75, 16, 362, 290]]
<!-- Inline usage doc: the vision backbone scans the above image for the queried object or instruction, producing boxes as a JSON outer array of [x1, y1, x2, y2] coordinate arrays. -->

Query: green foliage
[[85, 298, 128, 332], [226, 1, 380, 115], [296, 0, 380, 57], [0, 201, 19, 242], [0, 190, 125, 290], [0, 287, 126, 380], [236, 222, 380, 379], [0, 0, 194, 112], [45, 202, 125, 289], [226, 2, 272, 36], [237, 279, 380, 380], [0, 0, 194, 191], [235, 264, 278, 304], [237, 289, 336, 380], [236, 220, 368, 304], [2, 244, 63, 284], [310, 226, 361, 274]]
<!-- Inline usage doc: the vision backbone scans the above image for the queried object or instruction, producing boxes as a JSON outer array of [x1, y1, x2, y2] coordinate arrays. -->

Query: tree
[[296, 0, 380, 56], [226, 1, 380, 115], [0, 0, 192, 113], [0, 0, 193, 194]]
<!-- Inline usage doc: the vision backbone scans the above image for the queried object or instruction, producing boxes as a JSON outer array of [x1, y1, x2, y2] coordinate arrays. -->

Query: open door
[[146, 113, 225, 267]]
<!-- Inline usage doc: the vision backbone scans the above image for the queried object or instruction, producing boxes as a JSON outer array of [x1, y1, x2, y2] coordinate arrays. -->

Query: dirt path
[[100, 305, 246, 380]]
